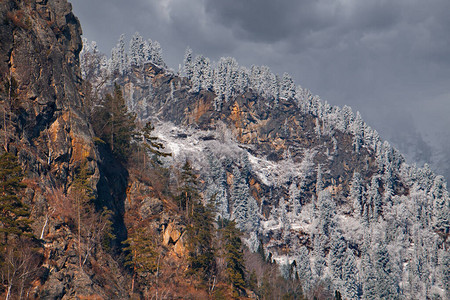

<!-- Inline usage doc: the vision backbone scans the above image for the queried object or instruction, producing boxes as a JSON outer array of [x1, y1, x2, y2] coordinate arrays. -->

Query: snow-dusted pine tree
[[150, 41, 165, 67], [350, 171, 364, 215], [295, 246, 312, 291], [280, 72, 296, 100], [129, 32, 144, 67], [342, 248, 359, 299], [183, 47, 193, 80]]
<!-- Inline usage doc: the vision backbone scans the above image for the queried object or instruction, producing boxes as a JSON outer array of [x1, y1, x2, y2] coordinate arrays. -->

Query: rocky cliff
[[0, 1, 130, 298], [0, 0, 97, 175]]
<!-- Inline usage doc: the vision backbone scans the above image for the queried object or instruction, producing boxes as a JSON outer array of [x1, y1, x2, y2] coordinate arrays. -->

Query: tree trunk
[[130, 248, 136, 295], [185, 191, 188, 219], [40, 214, 49, 239], [78, 195, 82, 269], [6, 283, 12, 300], [131, 270, 135, 295], [111, 113, 114, 152], [19, 275, 26, 300]]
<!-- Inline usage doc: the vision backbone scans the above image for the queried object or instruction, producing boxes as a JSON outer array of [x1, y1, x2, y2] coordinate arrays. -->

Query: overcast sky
[[71, 0, 450, 173]]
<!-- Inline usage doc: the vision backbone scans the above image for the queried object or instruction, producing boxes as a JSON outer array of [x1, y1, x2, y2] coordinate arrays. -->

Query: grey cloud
[[166, 1, 237, 56], [204, 0, 338, 43]]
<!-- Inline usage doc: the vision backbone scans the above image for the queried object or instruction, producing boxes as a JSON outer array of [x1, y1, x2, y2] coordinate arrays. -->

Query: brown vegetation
[[6, 10, 31, 30]]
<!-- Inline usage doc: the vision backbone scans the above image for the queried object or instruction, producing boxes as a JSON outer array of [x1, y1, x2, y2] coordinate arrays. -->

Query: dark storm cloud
[[203, 0, 403, 50], [72, 0, 450, 73], [204, 0, 335, 43], [71, 0, 450, 173]]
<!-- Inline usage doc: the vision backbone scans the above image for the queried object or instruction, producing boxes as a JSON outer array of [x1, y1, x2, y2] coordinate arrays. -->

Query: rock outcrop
[[0, 1, 132, 298], [0, 0, 97, 181], [0, 0, 99, 197]]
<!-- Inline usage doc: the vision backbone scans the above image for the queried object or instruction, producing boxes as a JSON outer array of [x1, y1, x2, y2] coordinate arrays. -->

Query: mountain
[[0, 0, 133, 298], [0, 1, 448, 299], [81, 33, 450, 299]]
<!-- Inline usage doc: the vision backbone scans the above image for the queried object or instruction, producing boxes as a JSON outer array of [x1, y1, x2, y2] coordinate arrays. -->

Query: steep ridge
[[0, 1, 133, 298], [83, 33, 450, 299], [0, 0, 97, 183]]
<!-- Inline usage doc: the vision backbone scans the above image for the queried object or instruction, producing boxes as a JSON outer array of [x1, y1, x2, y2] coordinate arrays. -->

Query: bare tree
[[1, 239, 41, 300]]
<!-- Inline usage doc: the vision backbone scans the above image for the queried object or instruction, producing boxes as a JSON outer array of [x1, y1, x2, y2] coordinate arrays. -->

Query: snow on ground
[[248, 149, 316, 187], [153, 121, 245, 167], [154, 121, 317, 194]]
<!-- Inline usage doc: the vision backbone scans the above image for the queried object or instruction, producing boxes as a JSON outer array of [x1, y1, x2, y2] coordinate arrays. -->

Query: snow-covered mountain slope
[[81, 35, 450, 299]]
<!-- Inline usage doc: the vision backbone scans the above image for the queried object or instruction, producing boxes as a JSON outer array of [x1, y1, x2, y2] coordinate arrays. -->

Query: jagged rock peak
[[0, 0, 97, 181]]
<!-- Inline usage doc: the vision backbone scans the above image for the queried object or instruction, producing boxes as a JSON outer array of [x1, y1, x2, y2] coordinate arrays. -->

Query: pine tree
[[430, 176, 449, 236], [70, 161, 95, 268], [0, 153, 39, 300], [383, 164, 395, 203], [313, 234, 327, 279], [231, 166, 251, 231], [111, 34, 128, 74], [351, 111, 364, 153], [329, 235, 346, 282], [150, 41, 165, 68], [222, 220, 246, 297], [213, 57, 239, 107], [0, 152, 32, 242], [80, 39, 106, 83], [367, 176, 382, 221], [136, 121, 171, 162], [279, 197, 290, 241], [206, 152, 229, 219], [440, 249, 450, 299], [317, 190, 335, 236], [350, 172, 363, 216], [236, 67, 249, 94], [128, 32, 144, 67], [190, 55, 212, 93], [280, 72, 296, 100], [99, 207, 115, 252], [295, 246, 312, 291], [93, 84, 136, 161], [183, 47, 194, 80], [316, 164, 324, 194], [289, 181, 301, 216], [178, 160, 199, 217], [362, 252, 378, 300], [373, 244, 399, 299], [122, 228, 158, 293], [342, 248, 359, 299], [186, 199, 216, 282], [339, 105, 354, 132], [110, 47, 120, 75], [143, 39, 153, 63], [268, 72, 280, 105]]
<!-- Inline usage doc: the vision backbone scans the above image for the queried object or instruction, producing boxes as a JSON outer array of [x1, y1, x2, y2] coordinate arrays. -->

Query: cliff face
[[0, 1, 130, 298], [0, 0, 97, 184]]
